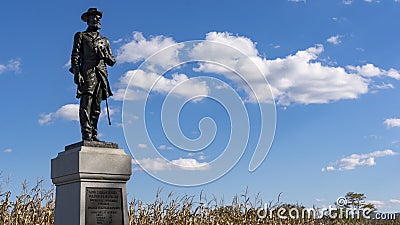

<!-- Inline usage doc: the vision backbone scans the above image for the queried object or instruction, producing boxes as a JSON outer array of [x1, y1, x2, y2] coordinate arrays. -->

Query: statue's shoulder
[[98, 33, 110, 41], [73, 31, 83, 40]]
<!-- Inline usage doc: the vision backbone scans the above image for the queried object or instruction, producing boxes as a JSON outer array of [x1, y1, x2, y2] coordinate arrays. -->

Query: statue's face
[[87, 14, 101, 30]]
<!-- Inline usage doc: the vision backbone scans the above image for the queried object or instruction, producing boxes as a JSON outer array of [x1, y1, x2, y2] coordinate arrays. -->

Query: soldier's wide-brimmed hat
[[81, 8, 103, 22]]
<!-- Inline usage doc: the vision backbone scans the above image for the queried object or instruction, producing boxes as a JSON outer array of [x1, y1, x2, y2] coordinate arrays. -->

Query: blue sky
[[1, 0, 400, 213]]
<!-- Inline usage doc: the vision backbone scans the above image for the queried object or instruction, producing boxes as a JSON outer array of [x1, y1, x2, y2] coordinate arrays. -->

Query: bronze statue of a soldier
[[70, 8, 116, 141]]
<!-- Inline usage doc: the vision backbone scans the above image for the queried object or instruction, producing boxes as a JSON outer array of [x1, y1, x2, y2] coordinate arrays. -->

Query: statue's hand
[[74, 73, 84, 86], [105, 58, 116, 67]]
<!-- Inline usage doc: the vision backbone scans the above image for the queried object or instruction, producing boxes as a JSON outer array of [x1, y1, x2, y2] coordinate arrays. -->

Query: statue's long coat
[[70, 31, 115, 100]]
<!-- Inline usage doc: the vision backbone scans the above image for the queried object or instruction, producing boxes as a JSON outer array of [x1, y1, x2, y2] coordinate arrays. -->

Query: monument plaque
[[86, 188, 123, 225]]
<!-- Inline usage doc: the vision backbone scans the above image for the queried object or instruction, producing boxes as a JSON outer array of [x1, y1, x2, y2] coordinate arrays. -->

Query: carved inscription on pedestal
[[85, 188, 123, 225]]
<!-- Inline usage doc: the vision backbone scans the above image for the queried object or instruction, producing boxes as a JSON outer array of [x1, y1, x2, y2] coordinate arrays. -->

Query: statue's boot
[[91, 106, 101, 142], [82, 133, 92, 142], [92, 133, 101, 142]]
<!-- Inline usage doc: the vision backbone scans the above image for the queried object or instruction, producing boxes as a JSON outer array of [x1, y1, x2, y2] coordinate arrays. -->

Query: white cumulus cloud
[[322, 149, 398, 172], [134, 157, 210, 171], [112, 88, 147, 101], [116, 32, 183, 70], [0, 59, 21, 74], [114, 31, 400, 106], [39, 104, 79, 125], [367, 200, 385, 206], [158, 145, 173, 150], [3, 148, 13, 153], [327, 35, 343, 45], [38, 104, 116, 125], [191, 32, 370, 105], [384, 118, 400, 128], [389, 199, 400, 204], [112, 69, 209, 101], [373, 83, 394, 90], [347, 64, 382, 77], [137, 143, 148, 149], [347, 64, 400, 80]]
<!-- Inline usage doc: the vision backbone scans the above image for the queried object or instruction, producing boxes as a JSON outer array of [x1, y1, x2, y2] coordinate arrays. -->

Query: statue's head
[[81, 8, 102, 30]]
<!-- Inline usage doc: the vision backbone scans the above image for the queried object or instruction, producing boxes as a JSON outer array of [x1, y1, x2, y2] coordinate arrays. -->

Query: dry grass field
[[0, 180, 54, 225], [1, 181, 399, 225]]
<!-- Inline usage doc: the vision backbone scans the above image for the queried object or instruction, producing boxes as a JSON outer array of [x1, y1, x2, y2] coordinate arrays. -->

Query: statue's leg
[[91, 87, 103, 142], [79, 94, 93, 141]]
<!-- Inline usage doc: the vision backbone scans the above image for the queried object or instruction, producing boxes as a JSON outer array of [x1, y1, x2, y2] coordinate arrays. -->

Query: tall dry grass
[[0, 180, 54, 225], [128, 189, 400, 225], [1, 182, 399, 225]]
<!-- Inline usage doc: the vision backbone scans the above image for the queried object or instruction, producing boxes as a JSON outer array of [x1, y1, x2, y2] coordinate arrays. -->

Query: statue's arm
[[70, 32, 82, 74], [105, 38, 116, 67], [70, 32, 84, 86]]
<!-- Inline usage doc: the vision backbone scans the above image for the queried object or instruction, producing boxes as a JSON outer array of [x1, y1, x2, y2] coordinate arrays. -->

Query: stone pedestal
[[51, 141, 132, 225]]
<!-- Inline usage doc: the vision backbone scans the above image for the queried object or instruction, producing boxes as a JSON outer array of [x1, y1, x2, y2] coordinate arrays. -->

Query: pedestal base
[[51, 141, 132, 225]]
